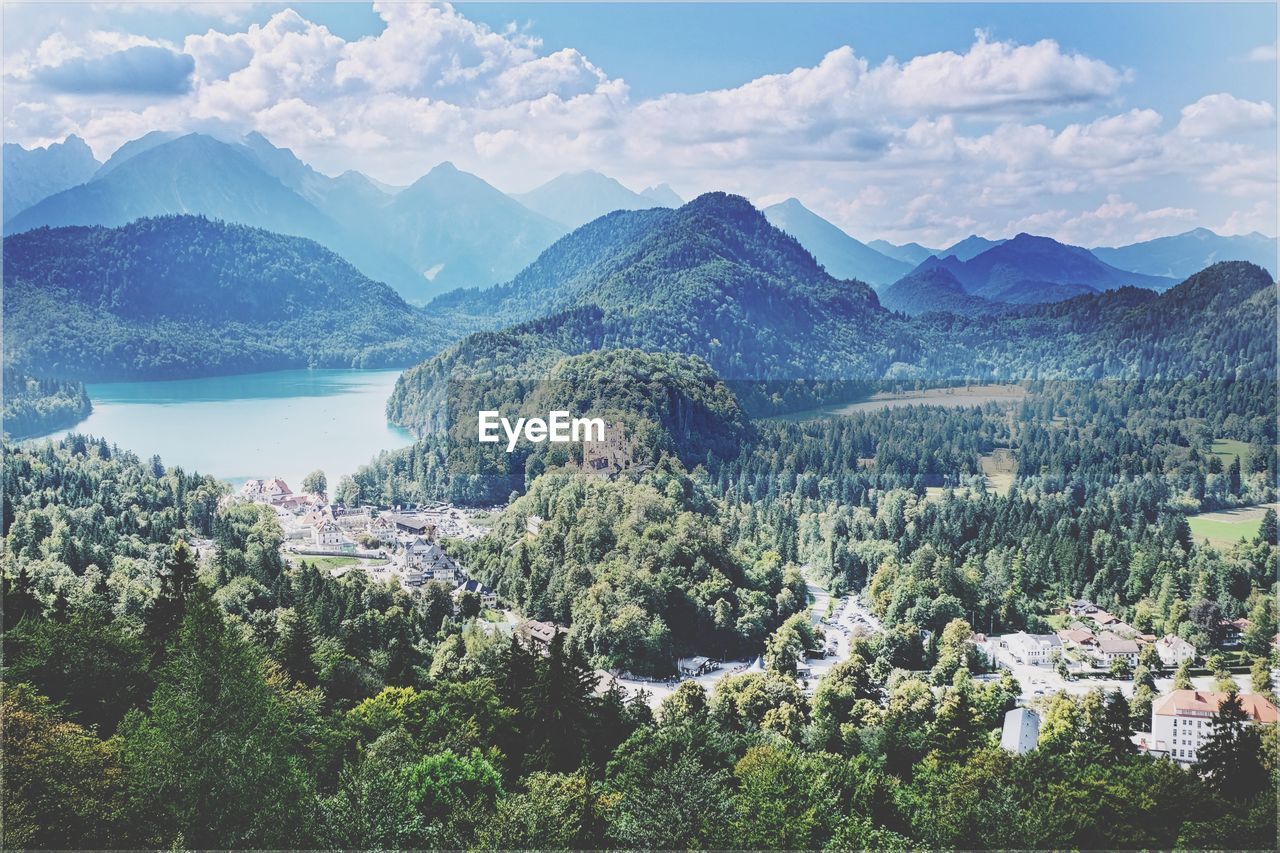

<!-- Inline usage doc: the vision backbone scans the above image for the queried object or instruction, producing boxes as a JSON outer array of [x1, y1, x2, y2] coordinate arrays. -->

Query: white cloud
[[1176, 93, 1276, 138], [1245, 42, 1278, 62], [2, 2, 1275, 245]]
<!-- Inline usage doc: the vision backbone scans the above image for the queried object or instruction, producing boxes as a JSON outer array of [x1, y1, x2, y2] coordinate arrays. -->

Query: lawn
[[1187, 505, 1270, 548], [1210, 438, 1252, 467], [297, 555, 389, 570]]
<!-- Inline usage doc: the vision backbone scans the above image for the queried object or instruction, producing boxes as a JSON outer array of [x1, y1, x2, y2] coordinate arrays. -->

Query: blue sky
[[4, 2, 1276, 245]]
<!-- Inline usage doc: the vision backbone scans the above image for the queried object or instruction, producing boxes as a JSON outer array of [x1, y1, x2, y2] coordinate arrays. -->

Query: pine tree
[[275, 608, 318, 687], [142, 540, 199, 660], [1257, 508, 1277, 546], [1196, 688, 1268, 800]]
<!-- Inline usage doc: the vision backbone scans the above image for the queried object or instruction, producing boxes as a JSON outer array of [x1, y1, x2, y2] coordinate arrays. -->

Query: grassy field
[[1187, 504, 1271, 548], [765, 383, 1027, 422], [980, 449, 1017, 494], [297, 555, 389, 570], [1210, 438, 1252, 467]]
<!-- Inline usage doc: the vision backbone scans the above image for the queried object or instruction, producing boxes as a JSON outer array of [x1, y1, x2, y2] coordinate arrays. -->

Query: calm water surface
[[36, 369, 414, 491]]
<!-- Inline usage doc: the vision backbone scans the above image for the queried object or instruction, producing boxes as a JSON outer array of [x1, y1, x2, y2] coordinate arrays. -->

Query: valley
[[3, 75, 1277, 851]]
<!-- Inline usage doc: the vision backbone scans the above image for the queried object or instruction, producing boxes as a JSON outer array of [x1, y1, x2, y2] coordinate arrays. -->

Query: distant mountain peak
[[640, 183, 683, 206]]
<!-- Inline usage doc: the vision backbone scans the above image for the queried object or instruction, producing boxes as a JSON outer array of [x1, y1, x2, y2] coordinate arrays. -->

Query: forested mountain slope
[[391, 189, 1276, 434], [3, 216, 462, 380]]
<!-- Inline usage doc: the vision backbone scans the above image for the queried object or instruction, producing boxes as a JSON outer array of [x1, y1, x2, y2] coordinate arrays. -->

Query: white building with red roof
[[1146, 689, 1277, 765]]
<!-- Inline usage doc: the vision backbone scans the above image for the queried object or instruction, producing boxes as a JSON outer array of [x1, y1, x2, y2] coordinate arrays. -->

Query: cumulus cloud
[[1176, 93, 1276, 138], [2, 2, 1275, 245]]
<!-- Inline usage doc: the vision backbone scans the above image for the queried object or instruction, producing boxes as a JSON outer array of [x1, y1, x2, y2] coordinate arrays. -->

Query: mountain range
[[1093, 228, 1277, 280], [390, 192, 1276, 433], [3, 132, 564, 303], [5, 130, 1275, 309]]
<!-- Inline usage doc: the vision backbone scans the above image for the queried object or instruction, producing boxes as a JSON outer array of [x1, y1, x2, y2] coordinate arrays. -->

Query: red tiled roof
[[1153, 689, 1278, 723]]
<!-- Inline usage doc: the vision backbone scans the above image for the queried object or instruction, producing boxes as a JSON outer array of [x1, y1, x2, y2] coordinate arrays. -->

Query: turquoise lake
[[35, 369, 415, 491]]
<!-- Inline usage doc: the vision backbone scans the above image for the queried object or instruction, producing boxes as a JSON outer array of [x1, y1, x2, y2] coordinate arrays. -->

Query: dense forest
[[4, 431, 1276, 849], [2, 370, 91, 438], [3, 216, 468, 380]]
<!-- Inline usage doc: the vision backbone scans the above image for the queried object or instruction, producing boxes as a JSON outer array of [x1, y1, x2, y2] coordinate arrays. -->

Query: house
[[401, 538, 457, 579], [1220, 618, 1251, 648], [1155, 635, 1197, 668], [1148, 689, 1278, 764], [1068, 599, 1098, 616], [311, 520, 345, 548], [1087, 610, 1121, 628], [1057, 628, 1097, 649], [1001, 707, 1040, 754], [518, 619, 569, 653], [454, 579, 498, 609], [265, 478, 293, 504], [368, 515, 398, 541], [240, 479, 265, 500], [526, 515, 544, 536], [1094, 632, 1140, 667], [1004, 632, 1062, 666], [679, 656, 718, 676]]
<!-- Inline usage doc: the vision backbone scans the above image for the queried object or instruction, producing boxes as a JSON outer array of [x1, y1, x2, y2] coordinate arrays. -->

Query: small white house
[[1155, 634, 1197, 668], [1001, 707, 1040, 754]]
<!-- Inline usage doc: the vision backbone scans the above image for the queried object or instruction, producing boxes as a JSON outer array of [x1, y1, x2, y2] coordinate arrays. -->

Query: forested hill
[[392, 250, 1275, 434], [431, 192, 881, 324], [3, 216, 464, 380], [396, 193, 908, 429], [932, 261, 1277, 380]]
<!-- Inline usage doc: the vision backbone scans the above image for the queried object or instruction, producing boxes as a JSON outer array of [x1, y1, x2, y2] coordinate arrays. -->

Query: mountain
[[3, 132, 427, 297], [640, 184, 684, 207], [3, 216, 462, 381], [867, 239, 938, 266], [879, 266, 1004, 317], [395, 194, 1275, 436], [92, 130, 180, 179], [3, 135, 100, 221], [513, 170, 673, 229], [762, 198, 911, 288], [1092, 228, 1278, 280], [5, 131, 572, 303], [382, 162, 567, 299], [392, 192, 896, 433], [912, 233, 1176, 305], [941, 234, 1006, 261]]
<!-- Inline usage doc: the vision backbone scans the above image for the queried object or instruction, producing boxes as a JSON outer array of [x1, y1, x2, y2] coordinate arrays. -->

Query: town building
[[1147, 690, 1278, 764], [1001, 707, 1041, 754], [518, 619, 569, 653], [1094, 632, 1140, 667], [311, 520, 346, 549], [1155, 634, 1197, 668], [454, 579, 498, 609], [1004, 632, 1062, 666], [678, 656, 718, 676], [391, 514, 436, 538]]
